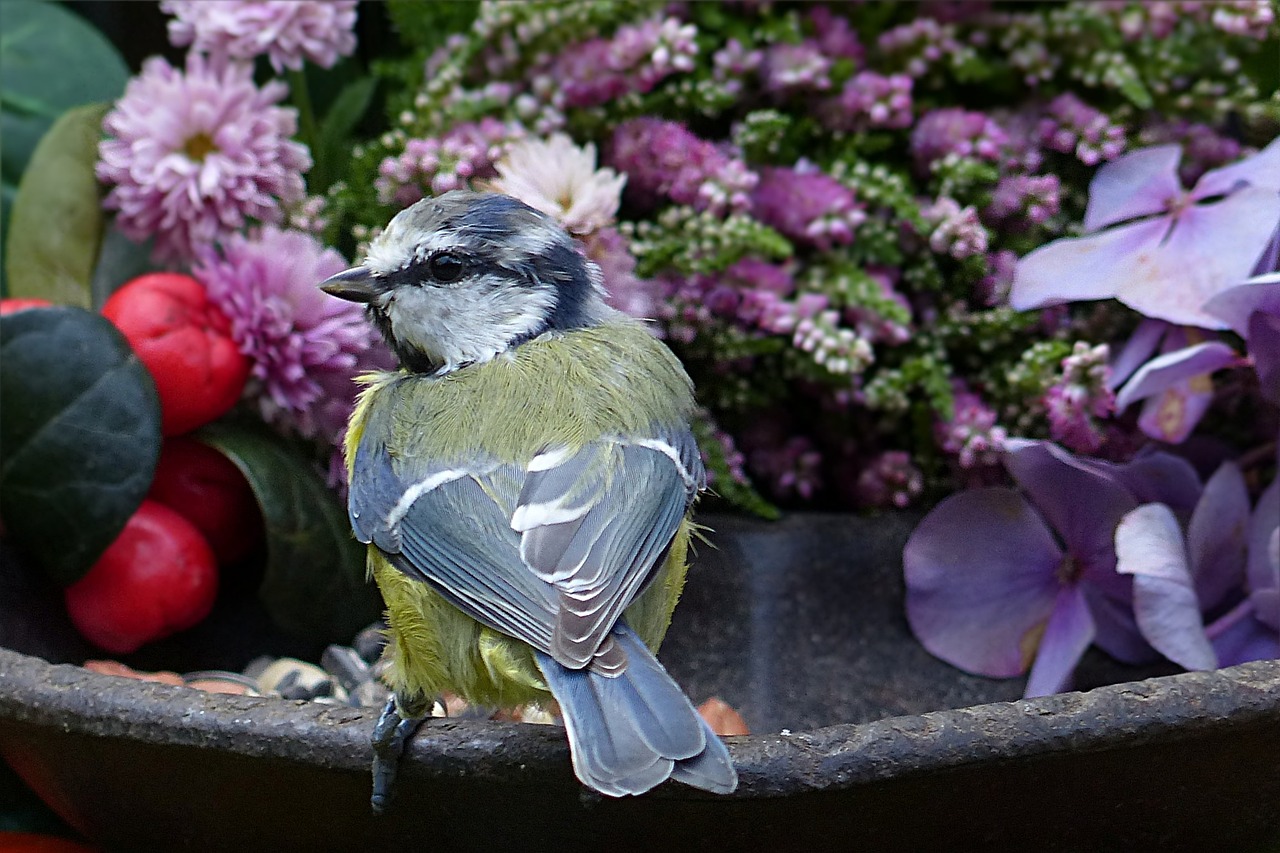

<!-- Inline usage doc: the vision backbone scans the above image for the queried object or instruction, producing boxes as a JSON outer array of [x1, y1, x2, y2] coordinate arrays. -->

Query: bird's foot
[[370, 693, 430, 814]]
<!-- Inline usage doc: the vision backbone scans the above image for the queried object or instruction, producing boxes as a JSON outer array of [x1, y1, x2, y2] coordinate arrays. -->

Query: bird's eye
[[429, 252, 464, 282]]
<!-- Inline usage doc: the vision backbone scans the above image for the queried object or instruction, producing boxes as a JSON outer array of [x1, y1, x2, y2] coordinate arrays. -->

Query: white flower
[[490, 134, 626, 235]]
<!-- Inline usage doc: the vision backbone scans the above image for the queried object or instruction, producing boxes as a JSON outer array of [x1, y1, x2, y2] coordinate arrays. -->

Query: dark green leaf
[[89, 224, 155, 310], [312, 76, 378, 192], [195, 422, 381, 643], [5, 103, 109, 307], [0, 306, 162, 585], [0, 0, 128, 186]]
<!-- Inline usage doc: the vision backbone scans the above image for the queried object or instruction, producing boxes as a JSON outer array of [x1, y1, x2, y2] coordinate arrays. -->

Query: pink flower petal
[[1024, 584, 1095, 698], [904, 488, 1062, 678], [1083, 144, 1183, 232], [1113, 188, 1280, 328], [1114, 340, 1238, 410], [1192, 135, 1280, 199], [1187, 462, 1249, 613], [1115, 503, 1217, 670], [1010, 217, 1169, 312]]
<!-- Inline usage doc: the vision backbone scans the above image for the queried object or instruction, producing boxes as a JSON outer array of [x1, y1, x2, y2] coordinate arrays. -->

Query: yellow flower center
[[183, 132, 218, 162]]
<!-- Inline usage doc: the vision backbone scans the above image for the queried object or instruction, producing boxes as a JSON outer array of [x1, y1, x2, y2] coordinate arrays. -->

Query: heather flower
[[1043, 342, 1115, 454], [582, 227, 659, 321], [905, 440, 1200, 697], [1037, 93, 1126, 166], [751, 436, 823, 501], [1210, 1, 1276, 38], [807, 6, 864, 62], [712, 38, 763, 96], [985, 174, 1061, 227], [751, 166, 865, 250], [609, 119, 756, 216], [910, 108, 1007, 174], [856, 450, 924, 509], [758, 41, 832, 95], [978, 249, 1018, 306], [877, 18, 962, 77], [163, 0, 358, 73], [820, 72, 914, 132], [1138, 120, 1244, 186], [97, 54, 310, 264], [1012, 140, 1280, 329], [793, 310, 874, 375], [935, 384, 1007, 470], [922, 197, 988, 260], [196, 225, 393, 449], [551, 16, 696, 109], [375, 119, 524, 207], [491, 134, 626, 236]]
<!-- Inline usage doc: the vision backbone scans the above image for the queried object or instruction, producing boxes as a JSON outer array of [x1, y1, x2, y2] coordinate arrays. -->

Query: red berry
[[148, 437, 263, 565], [0, 297, 53, 315], [64, 500, 219, 654], [101, 273, 249, 436]]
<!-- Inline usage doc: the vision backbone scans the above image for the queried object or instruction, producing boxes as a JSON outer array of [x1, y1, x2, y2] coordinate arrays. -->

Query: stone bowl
[[1, 513, 1277, 851]]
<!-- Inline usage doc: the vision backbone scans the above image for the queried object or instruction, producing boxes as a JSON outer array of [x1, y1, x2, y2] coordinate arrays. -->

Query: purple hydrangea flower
[[910, 108, 1007, 174], [609, 119, 757, 216], [1208, 471, 1279, 664], [751, 166, 865, 250], [1037, 93, 1126, 166], [163, 0, 358, 72], [97, 54, 311, 264], [196, 225, 393, 449], [1012, 139, 1280, 329], [1205, 271, 1280, 404], [905, 440, 1203, 697], [1139, 120, 1244, 186]]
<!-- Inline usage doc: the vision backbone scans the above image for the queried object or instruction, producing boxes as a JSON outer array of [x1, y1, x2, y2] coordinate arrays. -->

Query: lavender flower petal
[[1024, 585, 1095, 698], [1114, 341, 1238, 410], [1187, 462, 1249, 613], [1082, 144, 1182, 232], [1011, 217, 1169, 311], [1083, 584, 1157, 664], [1248, 478, 1280, 631], [1211, 607, 1280, 667], [1202, 272, 1280, 337], [1115, 503, 1217, 670], [904, 488, 1062, 678], [1191, 135, 1280, 199], [1108, 318, 1169, 389]]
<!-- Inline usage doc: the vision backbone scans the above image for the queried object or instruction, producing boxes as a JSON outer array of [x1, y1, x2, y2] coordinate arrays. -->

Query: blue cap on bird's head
[[320, 191, 612, 374]]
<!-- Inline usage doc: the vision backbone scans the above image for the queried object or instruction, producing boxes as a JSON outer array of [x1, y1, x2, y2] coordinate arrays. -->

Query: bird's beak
[[319, 266, 385, 303]]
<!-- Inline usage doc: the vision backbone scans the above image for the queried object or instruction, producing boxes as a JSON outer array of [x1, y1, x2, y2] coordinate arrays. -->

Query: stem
[[1236, 441, 1277, 473], [288, 69, 319, 162], [1204, 598, 1254, 641]]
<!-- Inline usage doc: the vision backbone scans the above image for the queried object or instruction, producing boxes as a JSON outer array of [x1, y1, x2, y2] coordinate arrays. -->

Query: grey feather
[[537, 624, 737, 796]]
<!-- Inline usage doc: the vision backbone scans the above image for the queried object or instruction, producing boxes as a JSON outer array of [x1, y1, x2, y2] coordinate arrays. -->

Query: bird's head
[[321, 191, 612, 374]]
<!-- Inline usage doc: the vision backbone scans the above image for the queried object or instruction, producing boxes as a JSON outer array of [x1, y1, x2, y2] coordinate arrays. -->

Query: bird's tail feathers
[[537, 624, 737, 797]]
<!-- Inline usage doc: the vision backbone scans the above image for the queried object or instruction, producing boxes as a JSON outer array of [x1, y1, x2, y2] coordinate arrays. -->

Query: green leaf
[[0, 0, 129, 187], [0, 306, 162, 585], [5, 103, 110, 307], [312, 76, 378, 193], [89, 224, 155, 310], [195, 422, 381, 643]]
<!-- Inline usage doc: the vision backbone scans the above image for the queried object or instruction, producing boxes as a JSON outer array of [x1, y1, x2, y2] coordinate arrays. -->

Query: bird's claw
[[370, 694, 429, 814]]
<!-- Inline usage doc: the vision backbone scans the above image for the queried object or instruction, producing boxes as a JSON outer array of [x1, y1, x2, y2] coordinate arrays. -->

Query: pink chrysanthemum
[[97, 54, 310, 264], [195, 226, 393, 451], [163, 0, 358, 72]]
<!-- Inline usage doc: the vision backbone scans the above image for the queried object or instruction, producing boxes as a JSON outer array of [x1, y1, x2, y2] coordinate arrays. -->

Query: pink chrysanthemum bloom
[[491, 134, 626, 236], [163, 0, 358, 72], [195, 225, 393, 451], [97, 54, 310, 264]]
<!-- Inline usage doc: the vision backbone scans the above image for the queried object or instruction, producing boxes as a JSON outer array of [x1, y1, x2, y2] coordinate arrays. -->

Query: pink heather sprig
[[845, 268, 913, 346], [807, 6, 865, 62], [758, 41, 832, 95], [821, 72, 914, 132], [877, 18, 963, 77], [712, 38, 764, 96], [1210, 1, 1276, 38], [977, 249, 1019, 307], [704, 427, 750, 487], [1044, 342, 1116, 454], [935, 384, 1008, 470], [751, 166, 866, 251], [855, 450, 924, 509], [793, 311, 875, 375], [910, 108, 1008, 174], [922, 197, 989, 260], [287, 195, 329, 235], [162, 0, 357, 73], [985, 174, 1062, 226], [97, 53, 310, 264], [375, 119, 525, 207], [752, 436, 824, 501], [609, 118, 757, 217], [1038, 93, 1126, 166], [582, 227, 662, 322], [551, 16, 697, 109]]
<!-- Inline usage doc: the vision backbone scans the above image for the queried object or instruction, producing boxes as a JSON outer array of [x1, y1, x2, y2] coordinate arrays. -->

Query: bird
[[319, 190, 737, 810]]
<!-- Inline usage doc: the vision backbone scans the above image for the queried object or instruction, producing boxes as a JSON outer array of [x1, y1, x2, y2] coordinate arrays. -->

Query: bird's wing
[[349, 424, 704, 671], [349, 439, 559, 654], [512, 424, 704, 671]]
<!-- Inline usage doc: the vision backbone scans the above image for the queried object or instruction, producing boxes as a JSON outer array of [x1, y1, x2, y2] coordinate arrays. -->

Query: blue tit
[[320, 190, 737, 809]]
